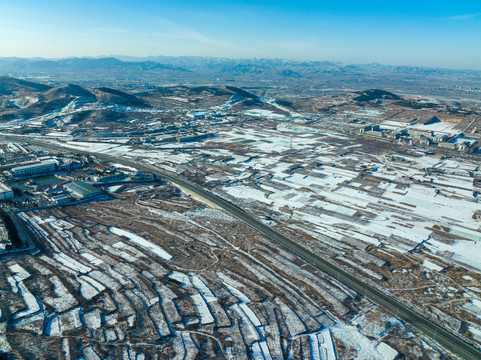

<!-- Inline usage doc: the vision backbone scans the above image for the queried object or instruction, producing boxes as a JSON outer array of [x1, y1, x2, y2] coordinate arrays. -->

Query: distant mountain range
[[0, 57, 190, 77], [1, 56, 480, 80], [114, 55, 481, 75], [1, 57, 481, 101]]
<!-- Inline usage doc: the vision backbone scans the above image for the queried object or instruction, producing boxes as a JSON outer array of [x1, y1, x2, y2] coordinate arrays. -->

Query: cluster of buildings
[[0, 178, 104, 205], [434, 85, 481, 95], [142, 110, 233, 144], [0, 152, 107, 206], [0, 145, 158, 252], [0, 151, 158, 207], [360, 122, 478, 153], [121, 109, 238, 146], [3, 157, 82, 178]]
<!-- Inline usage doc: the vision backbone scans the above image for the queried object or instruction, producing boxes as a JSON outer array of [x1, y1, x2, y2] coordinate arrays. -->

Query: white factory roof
[[0, 182, 12, 193], [11, 159, 58, 171]]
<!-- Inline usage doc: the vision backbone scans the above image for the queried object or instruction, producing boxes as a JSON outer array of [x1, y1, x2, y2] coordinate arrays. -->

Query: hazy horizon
[[1, 0, 480, 70], [3, 55, 481, 73]]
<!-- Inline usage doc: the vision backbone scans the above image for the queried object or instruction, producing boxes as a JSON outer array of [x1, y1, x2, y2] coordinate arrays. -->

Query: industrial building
[[64, 181, 102, 200], [52, 193, 70, 204], [11, 159, 58, 177], [0, 183, 13, 200]]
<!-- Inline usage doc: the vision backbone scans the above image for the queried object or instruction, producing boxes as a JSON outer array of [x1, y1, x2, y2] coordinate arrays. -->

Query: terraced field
[[0, 183, 445, 359]]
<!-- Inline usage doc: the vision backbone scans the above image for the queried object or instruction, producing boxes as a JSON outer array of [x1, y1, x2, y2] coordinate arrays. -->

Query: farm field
[[0, 182, 439, 359]]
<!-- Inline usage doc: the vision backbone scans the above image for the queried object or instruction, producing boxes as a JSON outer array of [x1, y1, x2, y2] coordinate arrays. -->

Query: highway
[[3, 135, 481, 360]]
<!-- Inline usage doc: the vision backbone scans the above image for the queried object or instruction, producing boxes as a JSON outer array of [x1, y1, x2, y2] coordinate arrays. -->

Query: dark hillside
[[39, 84, 96, 101], [95, 87, 149, 107], [353, 89, 400, 102], [225, 86, 260, 100], [0, 76, 51, 95]]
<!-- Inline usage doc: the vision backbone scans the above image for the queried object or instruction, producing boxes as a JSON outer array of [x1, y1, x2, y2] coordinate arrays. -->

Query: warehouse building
[[64, 181, 102, 200], [11, 159, 58, 177], [52, 193, 70, 204], [0, 183, 13, 200]]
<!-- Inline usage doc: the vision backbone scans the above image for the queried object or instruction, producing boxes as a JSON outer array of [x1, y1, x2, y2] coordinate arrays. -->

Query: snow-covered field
[[0, 173, 459, 359], [193, 125, 481, 276], [109, 226, 172, 260]]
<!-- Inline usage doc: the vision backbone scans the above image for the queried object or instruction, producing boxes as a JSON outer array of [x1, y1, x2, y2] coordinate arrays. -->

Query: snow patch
[[109, 226, 172, 260]]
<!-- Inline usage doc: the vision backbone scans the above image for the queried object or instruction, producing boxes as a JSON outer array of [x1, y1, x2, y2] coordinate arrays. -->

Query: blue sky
[[0, 0, 480, 69]]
